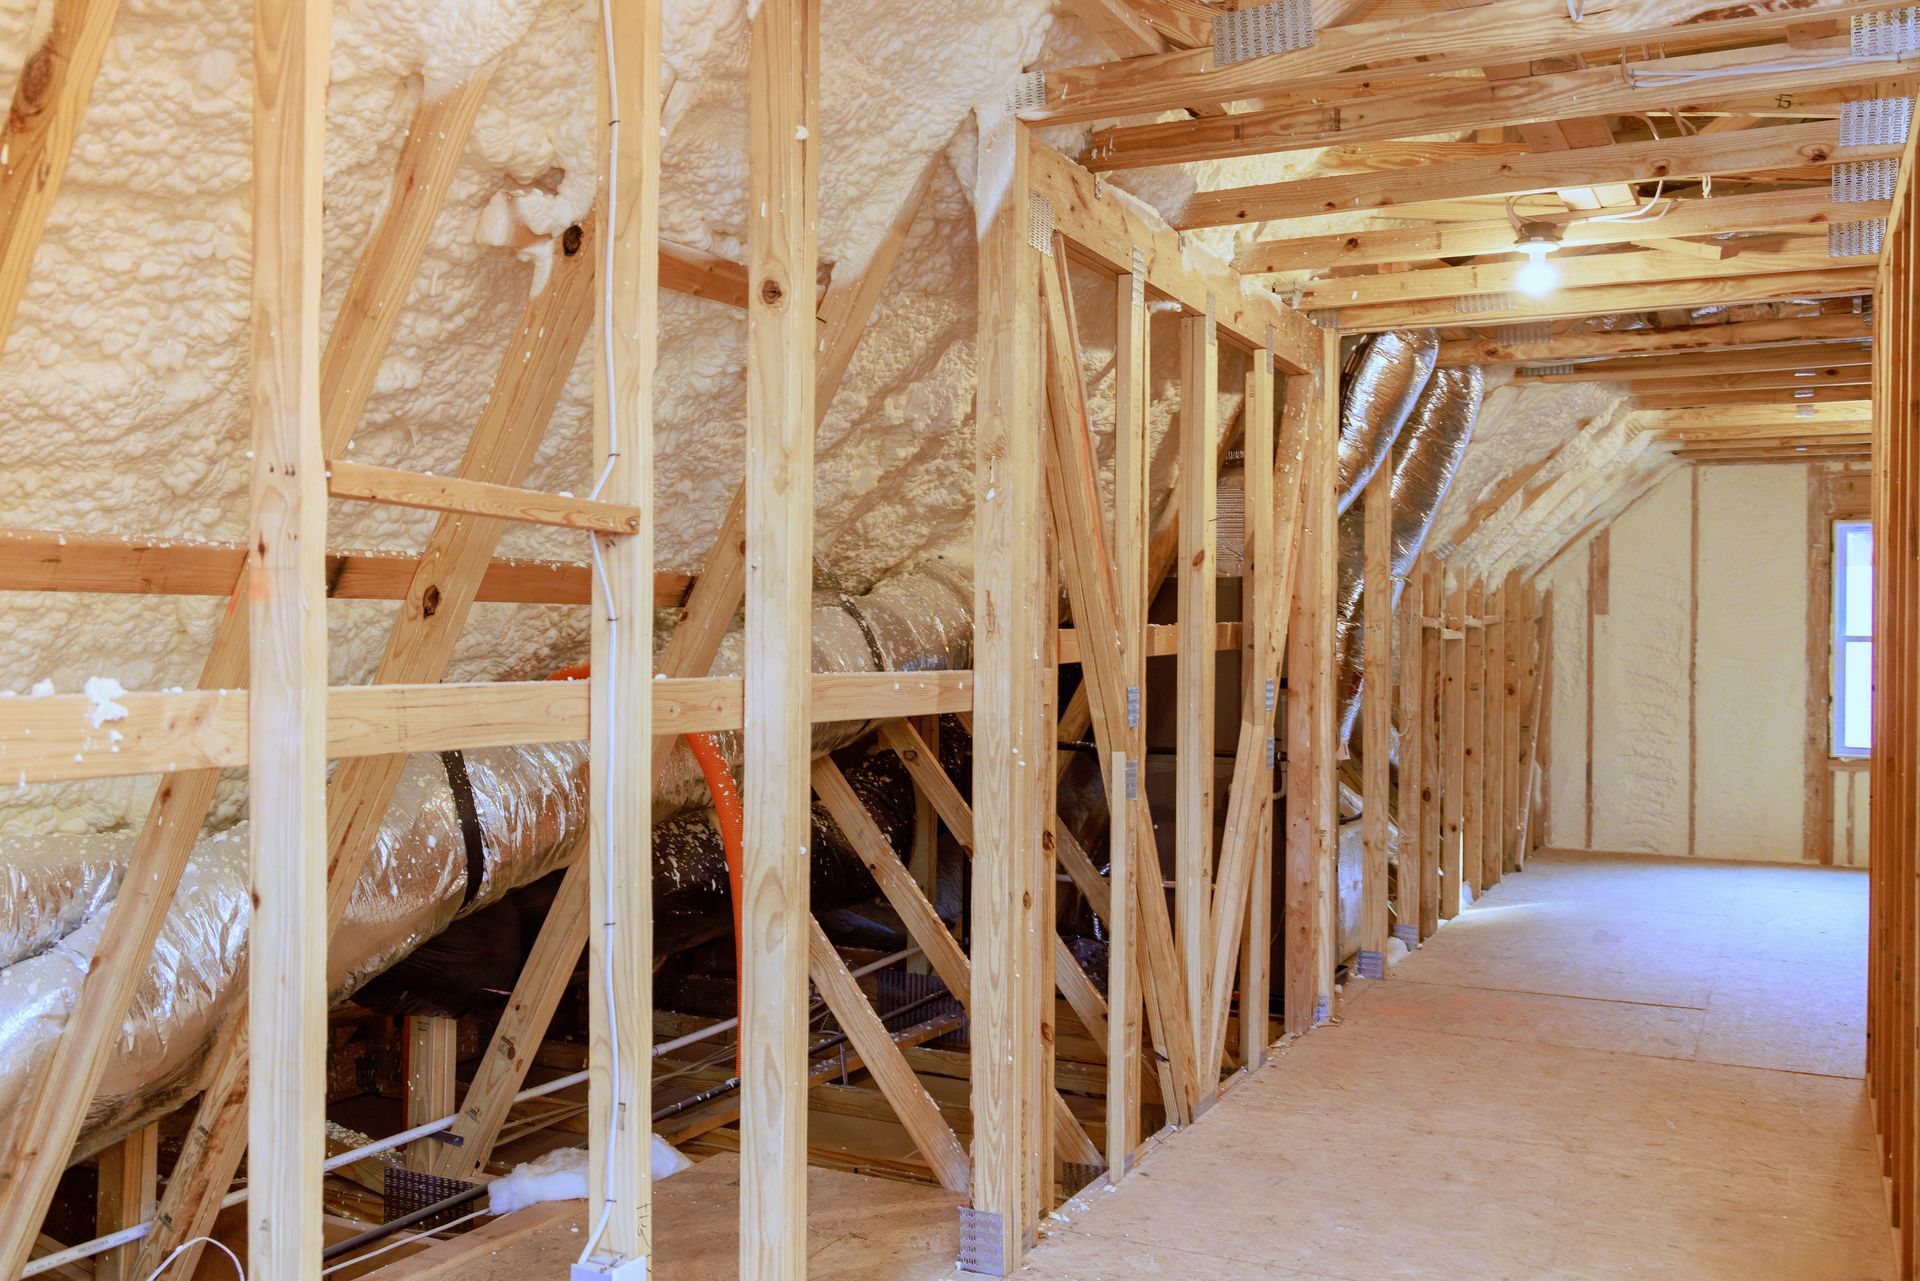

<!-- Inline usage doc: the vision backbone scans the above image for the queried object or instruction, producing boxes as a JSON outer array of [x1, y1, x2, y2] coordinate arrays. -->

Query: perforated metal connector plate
[[1519, 363, 1575, 378], [1027, 194, 1055, 256], [1393, 923, 1420, 947], [1500, 321, 1553, 344], [958, 1207, 1008, 1276], [1005, 71, 1046, 116], [1841, 97, 1915, 148], [1831, 218, 1888, 258], [1312, 995, 1331, 1024], [1853, 7, 1920, 58], [1213, 0, 1316, 66], [383, 1168, 478, 1232], [1309, 308, 1341, 329], [1455, 292, 1518, 314], [1835, 157, 1900, 203], [1355, 949, 1386, 980]]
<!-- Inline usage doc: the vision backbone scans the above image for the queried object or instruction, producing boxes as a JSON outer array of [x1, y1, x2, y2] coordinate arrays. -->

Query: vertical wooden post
[[1359, 466, 1392, 977], [1441, 573, 1467, 919], [1462, 578, 1487, 898], [1418, 563, 1443, 938], [742, 0, 818, 1275], [1482, 581, 1506, 891], [1238, 335, 1277, 1066], [1177, 311, 1219, 1045], [908, 715, 941, 975], [585, 0, 660, 1269], [1110, 258, 1149, 1162], [1286, 330, 1339, 1033], [1507, 572, 1530, 872], [1107, 747, 1138, 1176], [1395, 565, 1424, 949], [969, 105, 1046, 1273], [404, 1016, 459, 1171], [94, 1126, 159, 1281], [246, 0, 329, 1270]]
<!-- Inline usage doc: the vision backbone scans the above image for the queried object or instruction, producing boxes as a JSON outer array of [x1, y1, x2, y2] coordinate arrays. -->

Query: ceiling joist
[[1435, 312, 1873, 366]]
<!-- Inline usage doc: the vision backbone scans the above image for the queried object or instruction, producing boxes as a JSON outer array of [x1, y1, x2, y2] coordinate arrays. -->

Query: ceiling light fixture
[[1512, 219, 1564, 297]]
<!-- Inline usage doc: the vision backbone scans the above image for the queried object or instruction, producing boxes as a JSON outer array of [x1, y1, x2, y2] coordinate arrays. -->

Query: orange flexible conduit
[[546, 664, 746, 1054]]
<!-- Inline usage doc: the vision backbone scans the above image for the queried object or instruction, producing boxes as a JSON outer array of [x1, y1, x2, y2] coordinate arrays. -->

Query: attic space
[[0, 1, 1914, 1279]]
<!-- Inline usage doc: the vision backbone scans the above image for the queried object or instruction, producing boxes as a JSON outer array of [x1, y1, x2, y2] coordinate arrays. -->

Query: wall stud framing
[[1359, 464, 1393, 971]]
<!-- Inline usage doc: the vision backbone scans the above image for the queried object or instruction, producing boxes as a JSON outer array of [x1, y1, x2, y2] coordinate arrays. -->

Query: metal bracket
[[1126, 684, 1141, 729], [1355, 949, 1386, 980], [1834, 157, 1900, 203], [958, 1207, 1009, 1276], [1212, 0, 1316, 66], [1393, 923, 1420, 947], [1027, 194, 1056, 256], [1265, 737, 1277, 769], [1830, 218, 1888, 258], [1130, 246, 1146, 308], [1312, 995, 1331, 1024], [1840, 96, 1914, 147], [1518, 363, 1575, 378], [1853, 7, 1920, 58], [1005, 71, 1046, 116], [1455, 292, 1519, 314], [1265, 678, 1277, 712], [1125, 757, 1140, 801]]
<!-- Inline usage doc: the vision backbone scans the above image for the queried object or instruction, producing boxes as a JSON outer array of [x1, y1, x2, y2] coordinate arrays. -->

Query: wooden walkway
[[1006, 852, 1887, 1281]]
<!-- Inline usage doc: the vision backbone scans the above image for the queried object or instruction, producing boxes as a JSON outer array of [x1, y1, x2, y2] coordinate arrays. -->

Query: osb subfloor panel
[[1002, 852, 1889, 1281], [370, 1153, 959, 1280]]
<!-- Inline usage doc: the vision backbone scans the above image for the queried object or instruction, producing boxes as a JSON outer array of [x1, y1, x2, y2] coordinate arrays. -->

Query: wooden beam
[[1440, 575, 1467, 918], [740, 0, 818, 1272], [1239, 191, 1886, 275], [1033, 0, 1910, 126], [245, 0, 330, 1271], [92, 1126, 157, 1281], [1286, 333, 1340, 1033], [326, 461, 644, 533], [1106, 749, 1140, 1176], [1436, 311, 1874, 366], [1359, 465, 1392, 973], [1176, 311, 1218, 1051], [1298, 242, 1862, 311], [804, 918, 971, 1194], [1417, 563, 1443, 938], [1335, 267, 1875, 330], [0, 0, 121, 355], [0, 527, 688, 607], [0, 671, 980, 783], [1462, 579, 1487, 897], [1635, 387, 1871, 408], [1092, 43, 1911, 175], [1174, 122, 1881, 227], [972, 106, 1048, 1269], [1525, 345, 1873, 381], [1634, 401, 1873, 428], [404, 1017, 459, 1172], [1029, 141, 1318, 371], [1482, 581, 1506, 891]]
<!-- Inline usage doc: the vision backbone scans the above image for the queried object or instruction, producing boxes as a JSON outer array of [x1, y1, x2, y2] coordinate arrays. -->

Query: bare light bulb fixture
[[1512, 219, 1563, 298]]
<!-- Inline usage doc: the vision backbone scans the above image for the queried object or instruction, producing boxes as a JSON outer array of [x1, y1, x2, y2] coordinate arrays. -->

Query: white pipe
[[23, 945, 921, 1277]]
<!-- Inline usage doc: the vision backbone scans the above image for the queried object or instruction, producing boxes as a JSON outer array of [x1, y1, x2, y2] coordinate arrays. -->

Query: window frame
[[1832, 518, 1873, 759]]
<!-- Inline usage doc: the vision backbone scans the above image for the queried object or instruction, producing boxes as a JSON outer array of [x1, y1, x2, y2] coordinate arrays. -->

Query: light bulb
[[1514, 243, 1558, 297]]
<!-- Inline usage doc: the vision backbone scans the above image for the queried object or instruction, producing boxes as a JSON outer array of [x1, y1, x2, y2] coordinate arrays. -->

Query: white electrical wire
[[138, 1236, 244, 1281], [317, 1207, 492, 1277]]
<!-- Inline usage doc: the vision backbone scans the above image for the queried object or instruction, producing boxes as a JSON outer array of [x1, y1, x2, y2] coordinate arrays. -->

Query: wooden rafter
[[1239, 191, 1887, 276], [1089, 40, 1912, 173], [1435, 311, 1873, 366], [1030, 0, 1907, 126], [1335, 267, 1874, 330], [1176, 122, 1888, 227]]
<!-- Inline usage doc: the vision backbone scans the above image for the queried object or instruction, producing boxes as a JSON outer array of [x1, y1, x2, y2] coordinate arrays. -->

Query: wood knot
[[421, 584, 442, 618], [759, 278, 786, 305], [562, 224, 584, 256]]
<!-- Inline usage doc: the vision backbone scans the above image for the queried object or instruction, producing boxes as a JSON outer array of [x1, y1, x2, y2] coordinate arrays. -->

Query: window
[[1833, 520, 1873, 757]]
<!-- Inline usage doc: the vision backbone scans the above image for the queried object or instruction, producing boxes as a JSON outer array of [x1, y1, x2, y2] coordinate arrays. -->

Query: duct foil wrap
[[1335, 330, 1437, 515], [0, 561, 976, 1161], [1333, 365, 1484, 749]]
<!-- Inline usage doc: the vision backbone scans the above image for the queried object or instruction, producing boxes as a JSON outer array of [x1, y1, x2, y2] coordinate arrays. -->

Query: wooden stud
[[326, 461, 645, 533], [1107, 748, 1140, 1176], [405, 1016, 459, 1172], [1440, 575, 1467, 918], [971, 105, 1047, 1267], [1235, 337, 1279, 1070], [1418, 562, 1443, 937], [245, 0, 330, 1270], [741, 0, 818, 1274], [92, 1126, 158, 1281], [1286, 331, 1340, 1032], [1462, 579, 1487, 897], [1482, 582, 1507, 891], [1177, 310, 1219, 1047], [1395, 563, 1423, 944], [1360, 464, 1392, 969]]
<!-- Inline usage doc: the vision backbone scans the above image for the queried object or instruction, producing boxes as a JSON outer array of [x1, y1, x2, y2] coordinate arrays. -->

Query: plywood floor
[[1003, 851, 1888, 1281]]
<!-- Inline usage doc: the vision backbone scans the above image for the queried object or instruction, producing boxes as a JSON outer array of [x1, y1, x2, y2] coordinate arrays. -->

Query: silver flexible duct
[[1335, 330, 1438, 516], [1333, 365, 1485, 748], [0, 560, 973, 1161]]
